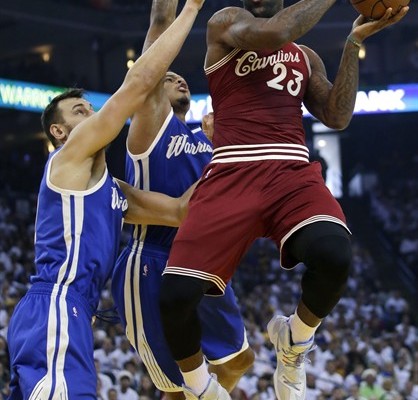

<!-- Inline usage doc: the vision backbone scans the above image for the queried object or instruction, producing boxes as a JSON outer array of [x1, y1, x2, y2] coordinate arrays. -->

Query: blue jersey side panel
[[32, 149, 127, 311], [125, 110, 212, 248]]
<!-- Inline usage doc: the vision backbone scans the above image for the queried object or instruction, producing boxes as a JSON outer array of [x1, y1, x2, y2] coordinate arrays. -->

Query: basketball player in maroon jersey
[[158, 0, 409, 399]]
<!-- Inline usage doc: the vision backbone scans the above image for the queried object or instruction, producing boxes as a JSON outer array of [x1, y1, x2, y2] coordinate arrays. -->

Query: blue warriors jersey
[[7, 149, 128, 400], [113, 110, 248, 392], [125, 109, 212, 248], [32, 149, 127, 311]]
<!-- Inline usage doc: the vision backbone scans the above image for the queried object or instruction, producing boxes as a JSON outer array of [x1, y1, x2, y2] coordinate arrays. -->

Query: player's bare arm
[[301, 46, 357, 130], [142, 0, 179, 53], [117, 179, 198, 227], [62, 0, 204, 161], [52, 0, 205, 190], [206, 0, 336, 67], [129, 0, 179, 154], [302, 6, 409, 130]]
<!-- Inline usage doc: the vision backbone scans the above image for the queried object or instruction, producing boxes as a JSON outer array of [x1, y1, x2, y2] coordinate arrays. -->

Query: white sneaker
[[183, 374, 231, 400], [267, 315, 315, 400]]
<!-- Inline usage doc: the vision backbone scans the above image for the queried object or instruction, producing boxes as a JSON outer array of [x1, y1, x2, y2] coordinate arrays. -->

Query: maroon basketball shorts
[[165, 148, 349, 295]]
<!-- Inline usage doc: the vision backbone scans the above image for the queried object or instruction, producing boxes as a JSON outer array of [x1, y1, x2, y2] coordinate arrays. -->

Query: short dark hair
[[41, 88, 85, 147]]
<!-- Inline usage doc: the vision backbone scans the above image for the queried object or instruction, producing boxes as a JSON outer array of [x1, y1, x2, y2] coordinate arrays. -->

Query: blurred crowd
[[370, 178, 418, 277], [361, 144, 418, 282], [0, 186, 418, 400]]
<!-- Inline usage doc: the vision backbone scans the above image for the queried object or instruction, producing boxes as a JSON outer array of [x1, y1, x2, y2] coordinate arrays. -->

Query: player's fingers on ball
[[355, 15, 366, 24], [381, 8, 393, 20], [390, 7, 408, 22], [398, 6, 409, 16]]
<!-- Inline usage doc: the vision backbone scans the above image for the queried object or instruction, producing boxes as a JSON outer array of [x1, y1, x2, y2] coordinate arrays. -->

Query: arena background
[[0, 1, 418, 399]]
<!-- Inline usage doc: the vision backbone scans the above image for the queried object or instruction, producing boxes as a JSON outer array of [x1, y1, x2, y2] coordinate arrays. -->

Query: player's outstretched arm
[[127, 0, 179, 155], [142, 0, 178, 54], [206, 0, 335, 61], [117, 179, 199, 227], [302, 6, 409, 130], [62, 0, 205, 162]]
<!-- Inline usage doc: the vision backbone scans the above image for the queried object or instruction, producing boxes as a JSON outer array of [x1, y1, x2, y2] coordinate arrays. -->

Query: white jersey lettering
[[166, 134, 212, 159], [111, 187, 128, 211], [236, 50, 301, 77]]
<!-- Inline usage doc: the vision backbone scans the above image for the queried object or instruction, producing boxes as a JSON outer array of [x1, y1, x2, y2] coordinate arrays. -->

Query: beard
[[172, 96, 190, 115]]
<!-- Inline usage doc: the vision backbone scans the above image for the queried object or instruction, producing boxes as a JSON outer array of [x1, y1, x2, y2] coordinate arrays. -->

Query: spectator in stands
[[116, 370, 139, 400], [394, 350, 413, 391], [344, 336, 367, 374], [380, 377, 401, 400], [94, 337, 116, 375], [359, 368, 384, 399], [346, 383, 367, 400], [306, 372, 322, 399], [402, 379, 418, 399], [95, 358, 114, 399], [345, 364, 366, 391], [316, 359, 344, 396], [329, 386, 347, 400], [107, 387, 119, 400], [395, 313, 417, 348], [123, 360, 142, 392], [110, 338, 138, 371], [249, 373, 275, 400], [137, 373, 160, 400], [0, 364, 9, 398]]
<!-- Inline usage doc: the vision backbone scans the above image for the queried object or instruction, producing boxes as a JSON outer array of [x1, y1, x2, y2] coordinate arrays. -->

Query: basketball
[[350, 0, 410, 19]]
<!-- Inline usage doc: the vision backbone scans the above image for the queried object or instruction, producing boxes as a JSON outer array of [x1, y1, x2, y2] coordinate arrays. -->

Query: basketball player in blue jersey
[[111, 1, 254, 399], [6, 1, 206, 398]]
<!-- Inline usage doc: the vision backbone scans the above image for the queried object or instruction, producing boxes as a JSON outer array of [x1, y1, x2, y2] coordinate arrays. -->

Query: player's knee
[[159, 274, 205, 319], [304, 235, 352, 286]]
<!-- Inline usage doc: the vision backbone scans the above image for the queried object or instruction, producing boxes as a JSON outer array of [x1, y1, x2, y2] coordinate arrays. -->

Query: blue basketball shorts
[[7, 282, 96, 399], [112, 243, 248, 392]]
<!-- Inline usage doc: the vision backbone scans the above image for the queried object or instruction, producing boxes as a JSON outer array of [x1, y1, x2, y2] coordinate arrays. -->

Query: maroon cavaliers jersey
[[205, 43, 311, 148]]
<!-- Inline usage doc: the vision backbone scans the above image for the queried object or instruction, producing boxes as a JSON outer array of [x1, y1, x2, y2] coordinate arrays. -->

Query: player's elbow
[[328, 118, 351, 131], [321, 113, 352, 131], [323, 121, 349, 131]]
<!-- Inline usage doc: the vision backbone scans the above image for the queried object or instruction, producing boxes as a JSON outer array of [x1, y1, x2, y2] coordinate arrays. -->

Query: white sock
[[289, 313, 319, 344], [182, 361, 211, 395]]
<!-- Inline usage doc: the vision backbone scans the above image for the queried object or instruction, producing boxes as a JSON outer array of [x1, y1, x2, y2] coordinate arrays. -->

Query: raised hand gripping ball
[[350, 0, 410, 19]]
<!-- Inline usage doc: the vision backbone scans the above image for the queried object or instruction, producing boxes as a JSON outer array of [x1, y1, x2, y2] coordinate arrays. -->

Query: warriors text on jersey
[[124, 109, 212, 248], [8, 148, 127, 399]]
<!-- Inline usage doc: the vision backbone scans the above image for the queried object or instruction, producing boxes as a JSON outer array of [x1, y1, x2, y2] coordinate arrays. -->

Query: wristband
[[347, 34, 362, 48]]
